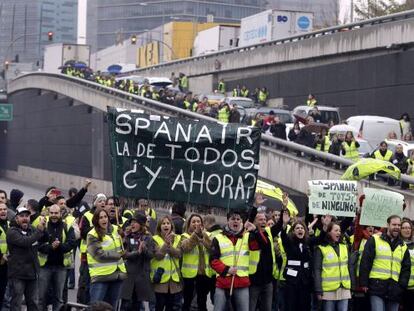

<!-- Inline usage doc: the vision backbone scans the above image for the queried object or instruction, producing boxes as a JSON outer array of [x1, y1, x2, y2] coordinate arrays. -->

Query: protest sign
[[308, 180, 358, 217], [360, 188, 404, 227], [107, 107, 261, 209]]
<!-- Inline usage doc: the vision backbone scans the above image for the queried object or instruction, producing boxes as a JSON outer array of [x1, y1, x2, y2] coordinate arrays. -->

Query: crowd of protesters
[[0, 181, 413, 311]]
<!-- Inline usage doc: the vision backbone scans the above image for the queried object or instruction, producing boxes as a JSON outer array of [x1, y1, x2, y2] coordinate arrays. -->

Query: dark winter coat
[[6, 225, 47, 280], [359, 233, 411, 302], [121, 231, 155, 302]]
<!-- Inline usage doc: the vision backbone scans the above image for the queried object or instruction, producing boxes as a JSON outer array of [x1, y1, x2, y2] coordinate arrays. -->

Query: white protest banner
[[360, 188, 404, 227], [308, 180, 358, 217]]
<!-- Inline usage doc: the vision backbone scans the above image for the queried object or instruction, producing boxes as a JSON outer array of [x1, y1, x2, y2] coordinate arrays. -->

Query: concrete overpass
[[4, 73, 414, 217], [127, 10, 414, 95]]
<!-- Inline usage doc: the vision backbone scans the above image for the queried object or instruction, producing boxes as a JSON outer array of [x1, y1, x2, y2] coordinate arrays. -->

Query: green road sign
[[0, 104, 12, 121]]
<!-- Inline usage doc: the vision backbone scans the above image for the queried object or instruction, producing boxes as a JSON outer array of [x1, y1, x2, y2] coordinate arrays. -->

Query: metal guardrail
[[9, 72, 414, 186], [124, 9, 414, 74]]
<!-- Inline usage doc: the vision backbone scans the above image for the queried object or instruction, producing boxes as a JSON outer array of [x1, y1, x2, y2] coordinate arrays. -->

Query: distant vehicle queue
[[62, 67, 414, 185]]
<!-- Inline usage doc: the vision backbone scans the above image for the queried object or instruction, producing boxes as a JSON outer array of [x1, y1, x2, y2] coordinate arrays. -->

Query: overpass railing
[[9, 72, 414, 187], [124, 9, 414, 74]]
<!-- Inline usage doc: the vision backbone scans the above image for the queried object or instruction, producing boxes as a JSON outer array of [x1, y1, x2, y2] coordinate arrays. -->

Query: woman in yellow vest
[[87, 208, 126, 308], [341, 131, 360, 162], [180, 213, 212, 311], [401, 219, 414, 310], [314, 222, 351, 311], [151, 215, 182, 311]]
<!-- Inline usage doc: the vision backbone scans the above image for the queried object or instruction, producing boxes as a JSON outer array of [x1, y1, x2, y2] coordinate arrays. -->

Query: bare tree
[[355, 0, 414, 20]]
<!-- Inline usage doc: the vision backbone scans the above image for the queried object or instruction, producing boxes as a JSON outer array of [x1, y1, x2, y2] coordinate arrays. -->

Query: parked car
[[198, 93, 225, 106], [223, 97, 255, 109], [346, 115, 402, 148], [241, 107, 293, 125], [292, 105, 341, 124], [356, 138, 375, 158]]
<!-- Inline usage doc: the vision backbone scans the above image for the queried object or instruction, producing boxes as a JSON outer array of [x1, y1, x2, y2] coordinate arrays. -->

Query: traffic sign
[[0, 104, 13, 121]]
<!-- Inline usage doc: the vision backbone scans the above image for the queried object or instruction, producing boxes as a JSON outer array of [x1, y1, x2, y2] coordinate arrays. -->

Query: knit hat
[[93, 193, 107, 207], [10, 189, 24, 209]]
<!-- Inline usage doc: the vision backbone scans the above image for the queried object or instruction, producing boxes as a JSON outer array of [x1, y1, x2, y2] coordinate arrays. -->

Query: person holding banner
[[86, 208, 126, 308], [150, 215, 183, 311], [314, 222, 352, 311], [209, 209, 256, 311], [359, 215, 411, 311], [400, 219, 414, 310], [180, 213, 213, 311]]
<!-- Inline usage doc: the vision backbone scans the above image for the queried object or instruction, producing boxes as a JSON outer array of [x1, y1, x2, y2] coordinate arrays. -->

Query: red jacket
[[210, 227, 259, 289]]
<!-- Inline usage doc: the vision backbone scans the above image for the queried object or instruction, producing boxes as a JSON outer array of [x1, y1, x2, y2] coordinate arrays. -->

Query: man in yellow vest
[[0, 203, 9, 310], [217, 79, 226, 94], [359, 215, 411, 310], [248, 211, 278, 311], [38, 204, 76, 311], [179, 73, 189, 93], [209, 210, 256, 311], [307, 94, 318, 107], [373, 141, 393, 162]]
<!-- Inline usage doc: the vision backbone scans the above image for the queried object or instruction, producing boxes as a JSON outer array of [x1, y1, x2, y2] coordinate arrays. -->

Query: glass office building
[[267, 0, 340, 28], [87, 0, 267, 52], [0, 0, 78, 65]]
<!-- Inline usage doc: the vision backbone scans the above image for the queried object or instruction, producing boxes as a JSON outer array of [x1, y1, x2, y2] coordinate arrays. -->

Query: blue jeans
[[370, 295, 399, 311], [214, 287, 249, 311], [323, 299, 348, 311], [90, 280, 123, 309], [38, 266, 67, 311]]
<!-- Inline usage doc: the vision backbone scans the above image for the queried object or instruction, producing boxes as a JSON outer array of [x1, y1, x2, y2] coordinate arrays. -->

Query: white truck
[[43, 43, 91, 73], [193, 26, 240, 56], [239, 9, 313, 47]]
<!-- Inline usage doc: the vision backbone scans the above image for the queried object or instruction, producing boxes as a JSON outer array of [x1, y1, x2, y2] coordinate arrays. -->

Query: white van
[[292, 105, 341, 124], [346, 116, 402, 147]]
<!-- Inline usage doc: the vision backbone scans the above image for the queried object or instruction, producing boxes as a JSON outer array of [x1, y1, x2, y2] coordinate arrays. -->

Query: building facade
[[0, 0, 78, 66], [267, 0, 340, 28], [87, 0, 266, 52]]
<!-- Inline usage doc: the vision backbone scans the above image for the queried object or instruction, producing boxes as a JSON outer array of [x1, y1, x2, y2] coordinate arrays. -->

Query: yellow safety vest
[[0, 222, 9, 255], [258, 91, 268, 102], [319, 243, 351, 292], [276, 237, 287, 281], [87, 226, 125, 277], [38, 222, 74, 268], [80, 211, 94, 254], [64, 214, 76, 228], [241, 89, 249, 97], [150, 235, 181, 283], [180, 232, 210, 278], [356, 238, 367, 278], [146, 208, 156, 220], [205, 229, 222, 278], [374, 150, 393, 162], [180, 76, 188, 88], [307, 99, 317, 107], [218, 81, 225, 93], [342, 141, 359, 162], [215, 233, 249, 277], [249, 227, 275, 275], [184, 100, 191, 110], [316, 135, 331, 152], [406, 243, 414, 289], [218, 107, 229, 123], [369, 235, 407, 282]]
